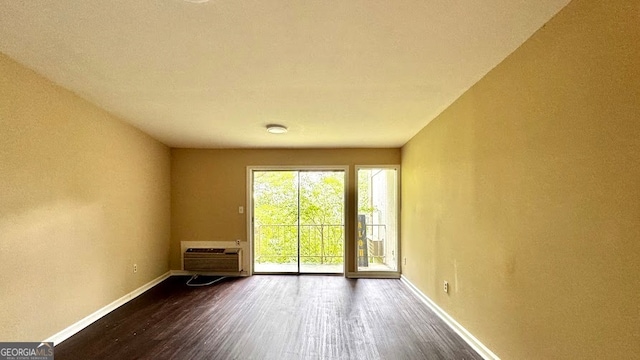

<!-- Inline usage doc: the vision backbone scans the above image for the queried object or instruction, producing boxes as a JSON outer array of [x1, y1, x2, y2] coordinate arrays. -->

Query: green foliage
[[254, 170, 382, 265], [254, 171, 345, 265]]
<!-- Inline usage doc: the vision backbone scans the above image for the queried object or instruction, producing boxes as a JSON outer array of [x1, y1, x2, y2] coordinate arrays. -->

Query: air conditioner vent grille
[[183, 248, 242, 272]]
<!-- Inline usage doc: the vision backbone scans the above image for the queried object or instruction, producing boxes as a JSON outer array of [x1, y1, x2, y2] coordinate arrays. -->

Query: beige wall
[[401, 0, 639, 359], [170, 148, 400, 272], [0, 54, 171, 341]]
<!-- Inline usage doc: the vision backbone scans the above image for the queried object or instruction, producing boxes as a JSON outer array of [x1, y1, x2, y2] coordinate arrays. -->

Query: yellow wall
[[401, 0, 639, 359], [170, 148, 400, 272], [0, 54, 171, 341]]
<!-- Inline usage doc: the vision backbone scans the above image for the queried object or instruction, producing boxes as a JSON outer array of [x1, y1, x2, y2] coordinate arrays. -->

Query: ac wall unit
[[183, 248, 242, 272]]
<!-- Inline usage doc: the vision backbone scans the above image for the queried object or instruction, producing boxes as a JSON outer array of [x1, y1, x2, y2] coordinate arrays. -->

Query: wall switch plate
[[238, 206, 244, 214]]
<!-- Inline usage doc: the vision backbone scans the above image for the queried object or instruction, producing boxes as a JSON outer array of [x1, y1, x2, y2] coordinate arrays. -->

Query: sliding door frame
[[351, 165, 401, 279], [247, 166, 349, 276]]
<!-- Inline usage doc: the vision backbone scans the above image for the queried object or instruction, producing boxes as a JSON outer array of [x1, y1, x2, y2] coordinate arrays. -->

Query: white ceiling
[[0, 0, 570, 148]]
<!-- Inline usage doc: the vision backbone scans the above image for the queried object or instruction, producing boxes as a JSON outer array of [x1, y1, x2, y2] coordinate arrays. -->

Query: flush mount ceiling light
[[266, 124, 288, 134]]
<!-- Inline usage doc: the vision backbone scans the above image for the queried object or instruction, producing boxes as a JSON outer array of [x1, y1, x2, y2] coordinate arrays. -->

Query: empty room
[[1, 0, 638, 359]]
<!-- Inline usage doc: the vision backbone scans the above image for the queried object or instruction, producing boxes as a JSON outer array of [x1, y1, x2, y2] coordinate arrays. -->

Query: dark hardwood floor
[[54, 276, 482, 360]]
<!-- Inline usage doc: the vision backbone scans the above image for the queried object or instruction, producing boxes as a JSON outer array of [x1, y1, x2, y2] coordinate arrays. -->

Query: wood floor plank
[[54, 276, 482, 360]]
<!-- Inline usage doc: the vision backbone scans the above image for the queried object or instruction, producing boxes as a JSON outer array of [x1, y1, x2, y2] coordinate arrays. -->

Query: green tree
[[254, 171, 344, 265], [254, 171, 299, 264], [254, 170, 381, 265]]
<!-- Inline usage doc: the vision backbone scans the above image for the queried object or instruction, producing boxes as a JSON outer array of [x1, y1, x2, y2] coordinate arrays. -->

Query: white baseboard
[[45, 271, 171, 345], [400, 275, 500, 360]]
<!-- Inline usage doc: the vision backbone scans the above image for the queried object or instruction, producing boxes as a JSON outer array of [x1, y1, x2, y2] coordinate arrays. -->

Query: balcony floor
[[254, 262, 397, 274], [254, 262, 344, 274]]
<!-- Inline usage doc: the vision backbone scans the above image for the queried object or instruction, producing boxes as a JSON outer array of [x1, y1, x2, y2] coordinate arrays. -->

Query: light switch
[[238, 206, 244, 214]]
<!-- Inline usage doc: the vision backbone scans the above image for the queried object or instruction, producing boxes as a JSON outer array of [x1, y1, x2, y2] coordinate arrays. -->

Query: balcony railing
[[255, 224, 387, 265]]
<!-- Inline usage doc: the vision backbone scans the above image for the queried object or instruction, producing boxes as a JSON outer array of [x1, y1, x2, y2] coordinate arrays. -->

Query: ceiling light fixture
[[266, 124, 288, 134]]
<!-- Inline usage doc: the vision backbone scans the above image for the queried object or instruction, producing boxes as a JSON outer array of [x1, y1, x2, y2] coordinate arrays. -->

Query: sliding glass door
[[252, 169, 345, 274]]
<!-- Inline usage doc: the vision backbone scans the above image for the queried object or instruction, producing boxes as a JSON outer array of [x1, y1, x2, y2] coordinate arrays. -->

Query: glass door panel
[[357, 167, 398, 272], [253, 171, 299, 273], [299, 171, 345, 274]]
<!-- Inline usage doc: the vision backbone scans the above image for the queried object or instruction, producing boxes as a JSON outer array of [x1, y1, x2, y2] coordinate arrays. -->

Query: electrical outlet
[[403, 257, 407, 265], [443, 281, 448, 293], [235, 239, 241, 246], [133, 264, 138, 273]]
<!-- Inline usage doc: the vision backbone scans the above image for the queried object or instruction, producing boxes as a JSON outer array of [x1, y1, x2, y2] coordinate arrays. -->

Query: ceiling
[[0, 0, 570, 148]]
